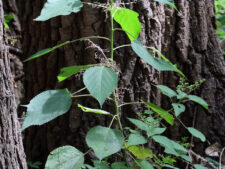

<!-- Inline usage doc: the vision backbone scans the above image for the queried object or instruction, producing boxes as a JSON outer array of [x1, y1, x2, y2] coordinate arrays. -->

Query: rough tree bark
[[0, 0, 27, 168], [18, 0, 225, 166]]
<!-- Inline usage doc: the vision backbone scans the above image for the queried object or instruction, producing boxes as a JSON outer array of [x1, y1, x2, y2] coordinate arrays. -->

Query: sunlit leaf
[[143, 102, 174, 125], [57, 65, 92, 82], [112, 7, 141, 42], [126, 145, 153, 160], [77, 104, 111, 115]]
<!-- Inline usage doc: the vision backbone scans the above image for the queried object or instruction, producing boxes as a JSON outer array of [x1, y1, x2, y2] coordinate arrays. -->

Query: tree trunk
[[18, 0, 225, 165], [0, 0, 27, 168]]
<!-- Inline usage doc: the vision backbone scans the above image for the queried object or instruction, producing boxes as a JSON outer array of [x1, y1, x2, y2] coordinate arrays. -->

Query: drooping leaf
[[194, 164, 209, 169], [187, 127, 206, 142], [86, 126, 124, 160], [172, 103, 185, 116], [146, 127, 166, 137], [176, 90, 187, 99], [45, 146, 84, 169], [155, 85, 177, 98], [153, 0, 178, 10], [77, 104, 111, 115], [131, 39, 178, 72], [153, 136, 190, 162], [24, 41, 70, 62], [57, 65, 92, 82], [127, 118, 149, 131], [188, 95, 209, 109], [151, 47, 185, 77], [127, 133, 147, 146], [140, 160, 154, 169], [21, 89, 72, 130], [126, 145, 153, 160], [83, 66, 118, 107], [143, 102, 174, 125], [112, 7, 141, 42], [35, 0, 83, 21]]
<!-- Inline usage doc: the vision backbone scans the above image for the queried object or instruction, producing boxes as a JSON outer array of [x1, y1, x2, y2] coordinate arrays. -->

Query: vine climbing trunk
[[18, 0, 225, 165], [0, 0, 27, 168]]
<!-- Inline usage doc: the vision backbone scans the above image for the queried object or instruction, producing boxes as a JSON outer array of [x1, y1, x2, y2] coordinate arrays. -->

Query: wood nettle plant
[[22, 0, 211, 169]]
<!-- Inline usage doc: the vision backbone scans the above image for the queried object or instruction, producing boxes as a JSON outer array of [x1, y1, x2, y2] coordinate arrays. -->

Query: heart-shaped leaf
[[21, 89, 72, 130], [35, 0, 83, 21], [86, 126, 124, 160], [45, 146, 84, 169], [112, 7, 141, 42], [83, 66, 118, 107]]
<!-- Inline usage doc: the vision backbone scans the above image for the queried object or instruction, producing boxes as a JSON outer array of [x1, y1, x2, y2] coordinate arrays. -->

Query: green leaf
[[127, 133, 147, 146], [151, 47, 185, 77], [153, 136, 189, 162], [163, 164, 179, 169], [187, 127, 206, 142], [92, 161, 110, 169], [176, 90, 187, 99], [153, 0, 178, 10], [83, 66, 118, 107], [21, 89, 72, 130], [146, 127, 166, 137], [77, 104, 111, 115], [35, 0, 83, 21], [45, 146, 84, 169], [131, 39, 178, 72], [112, 7, 141, 42], [194, 164, 209, 169], [143, 102, 174, 125], [188, 95, 209, 109], [155, 85, 177, 98], [24, 41, 70, 62], [127, 118, 149, 131], [140, 160, 154, 169], [4, 14, 14, 23], [111, 162, 132, 169], [57, 65, 92, 82], [86, 126, 124, 160], [126, 145, 153, 160], [172, 103, 185, 117]]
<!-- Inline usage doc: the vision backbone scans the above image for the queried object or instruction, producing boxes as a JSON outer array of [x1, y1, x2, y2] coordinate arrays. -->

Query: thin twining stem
[[71, 87, 86, 96], [72, 94, 92, 98], [118, 102, 143, 108]]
